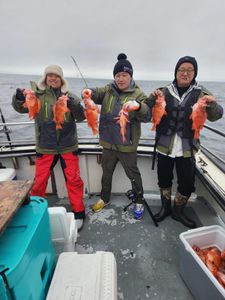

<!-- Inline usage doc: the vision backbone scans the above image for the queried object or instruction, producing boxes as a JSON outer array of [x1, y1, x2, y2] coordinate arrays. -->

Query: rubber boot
[[154, 188, 172, 222], [171, 192, 196, 228]]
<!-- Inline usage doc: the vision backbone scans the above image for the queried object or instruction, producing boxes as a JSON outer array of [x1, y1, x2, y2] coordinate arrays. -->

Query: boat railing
[[204, 124, 225, 138], [0, 121, 224, 159]]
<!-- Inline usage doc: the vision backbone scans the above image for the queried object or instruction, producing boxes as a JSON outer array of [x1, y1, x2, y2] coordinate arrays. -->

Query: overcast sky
[[0, 0, 225, 81]]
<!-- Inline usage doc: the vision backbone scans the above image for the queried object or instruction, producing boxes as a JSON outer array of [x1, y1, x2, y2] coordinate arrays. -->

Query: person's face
[[46, 73, 62, 89], [176, 63, 195, 87], [114, 72, 132, 91]]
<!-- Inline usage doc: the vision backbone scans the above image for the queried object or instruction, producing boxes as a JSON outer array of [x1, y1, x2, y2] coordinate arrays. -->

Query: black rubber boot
[[171, 192, 196, 228], [154, 188, 172, 222]]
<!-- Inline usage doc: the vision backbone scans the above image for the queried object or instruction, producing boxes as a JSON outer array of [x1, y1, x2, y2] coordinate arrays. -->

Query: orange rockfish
[[23, 89, 41, 119], [190, 97, 207, 140], [53, 95, 69, 129], [83, 94, 99, 135], [151, 93, 167, 131], [116, 109, 129, 143]]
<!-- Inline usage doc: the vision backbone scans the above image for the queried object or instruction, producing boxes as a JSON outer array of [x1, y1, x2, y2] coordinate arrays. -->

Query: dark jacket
[[145, 82, 223, 157], [12, 81, 85, 154], [91, 81, 149, 152]]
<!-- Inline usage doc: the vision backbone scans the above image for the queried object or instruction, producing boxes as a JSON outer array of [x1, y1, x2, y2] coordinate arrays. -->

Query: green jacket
[[12, 81, 85, 154], [91, 81, 149, 152]]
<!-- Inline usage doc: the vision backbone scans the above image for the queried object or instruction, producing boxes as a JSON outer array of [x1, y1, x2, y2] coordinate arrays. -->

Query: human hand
[[16, 88, 25, 101], [122, 100, 140, 112], [202, 95, 216, 103], [67, 97, 75, 110], [152, 89, 163, 98], [82, 89, 92, 99]]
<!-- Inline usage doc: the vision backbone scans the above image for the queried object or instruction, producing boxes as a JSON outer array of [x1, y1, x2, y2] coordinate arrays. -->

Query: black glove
[[67, 97, 76, 110], [16, 88, 25, 102], [148, 99, 156, 109]]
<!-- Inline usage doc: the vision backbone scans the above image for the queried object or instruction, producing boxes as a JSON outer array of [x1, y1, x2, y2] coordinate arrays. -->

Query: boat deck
[[47, 191, 224, 300]]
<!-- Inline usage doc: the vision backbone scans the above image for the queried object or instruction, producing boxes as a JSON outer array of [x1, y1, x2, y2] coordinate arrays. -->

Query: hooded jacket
[[12, 81, 85, 154], [90, 81, 149, 152]]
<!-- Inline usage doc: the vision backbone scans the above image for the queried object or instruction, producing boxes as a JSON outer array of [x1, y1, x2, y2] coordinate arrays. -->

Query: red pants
[[30, 152, 85, 214]]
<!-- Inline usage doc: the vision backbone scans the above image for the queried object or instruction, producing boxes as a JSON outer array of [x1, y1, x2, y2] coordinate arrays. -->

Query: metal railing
[[0, 121, 225, 149]]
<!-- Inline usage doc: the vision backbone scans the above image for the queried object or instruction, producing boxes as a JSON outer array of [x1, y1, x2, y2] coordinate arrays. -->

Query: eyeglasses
[[177, 68, 194, 74]]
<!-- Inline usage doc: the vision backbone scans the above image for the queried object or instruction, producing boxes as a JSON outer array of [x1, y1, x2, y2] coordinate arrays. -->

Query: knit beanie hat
[[174, 56, 198, 79], [113, 53, 133, 77], [38, 65, 68, 93]]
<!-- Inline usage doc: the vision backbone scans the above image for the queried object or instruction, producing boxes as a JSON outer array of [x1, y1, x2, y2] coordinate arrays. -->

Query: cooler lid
[[0, 168, 16, 181]]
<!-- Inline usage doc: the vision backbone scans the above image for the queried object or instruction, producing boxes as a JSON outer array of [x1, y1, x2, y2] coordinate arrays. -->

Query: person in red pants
[[12, 65, 85, 230]]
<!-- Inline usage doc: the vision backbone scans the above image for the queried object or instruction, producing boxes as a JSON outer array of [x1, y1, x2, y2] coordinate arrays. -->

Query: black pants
[[157, 152, 195, 197], [101, 148, 143, 202]]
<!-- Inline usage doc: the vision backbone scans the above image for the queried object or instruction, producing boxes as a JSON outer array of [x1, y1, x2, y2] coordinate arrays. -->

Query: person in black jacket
[[145, 56, 223, 228]]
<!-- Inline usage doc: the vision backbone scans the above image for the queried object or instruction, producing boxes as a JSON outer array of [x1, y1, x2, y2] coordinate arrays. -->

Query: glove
[[67, 96, 76, 110], [123, 100, 140, 112], [82, 89, 92, 99], [16, 88, 25, 102]]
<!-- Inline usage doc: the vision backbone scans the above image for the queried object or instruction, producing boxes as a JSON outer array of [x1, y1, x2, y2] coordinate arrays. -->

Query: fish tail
[[194, 131, 199, 140], [56, 123, 62, 130]]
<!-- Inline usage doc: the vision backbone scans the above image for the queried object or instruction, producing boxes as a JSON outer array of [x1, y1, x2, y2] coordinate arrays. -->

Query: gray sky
[[0, 0, 225, 81]]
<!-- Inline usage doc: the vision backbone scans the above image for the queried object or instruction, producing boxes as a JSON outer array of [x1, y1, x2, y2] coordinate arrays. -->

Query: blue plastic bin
[[0, 196, 56, 300]]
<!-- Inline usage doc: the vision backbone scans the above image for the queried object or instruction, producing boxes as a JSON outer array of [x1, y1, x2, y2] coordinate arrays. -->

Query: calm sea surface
[[0, 73, 224, 160]]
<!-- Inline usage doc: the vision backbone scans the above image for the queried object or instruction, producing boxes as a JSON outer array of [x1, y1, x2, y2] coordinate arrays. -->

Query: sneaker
[[133, 203, 144, 219], [92, 199, 109, 213], [76, 219, 84, 231]]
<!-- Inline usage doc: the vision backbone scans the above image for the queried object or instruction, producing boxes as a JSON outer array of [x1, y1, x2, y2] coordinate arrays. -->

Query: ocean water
[[0, 73, 224, 160]]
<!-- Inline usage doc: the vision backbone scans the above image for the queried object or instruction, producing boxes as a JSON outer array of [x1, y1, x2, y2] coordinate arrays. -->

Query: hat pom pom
[[117, 53, 127, 60]]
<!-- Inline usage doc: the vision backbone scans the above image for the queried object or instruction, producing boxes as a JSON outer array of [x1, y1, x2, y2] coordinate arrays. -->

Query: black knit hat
[[113, 53, 133, 77], [174, 56, 198, 79]]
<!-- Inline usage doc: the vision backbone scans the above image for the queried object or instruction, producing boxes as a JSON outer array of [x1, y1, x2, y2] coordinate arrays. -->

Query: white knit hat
[[37, 65, 69, 93]]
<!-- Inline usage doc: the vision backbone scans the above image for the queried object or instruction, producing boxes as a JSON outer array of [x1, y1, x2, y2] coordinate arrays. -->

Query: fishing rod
[[0, 107, 12, 148], [0, 107, 18, 169], [71, 56, 88, 88]]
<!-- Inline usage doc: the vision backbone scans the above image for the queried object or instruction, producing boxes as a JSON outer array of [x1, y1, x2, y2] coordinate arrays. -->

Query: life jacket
[[156, 87, 201, 139]]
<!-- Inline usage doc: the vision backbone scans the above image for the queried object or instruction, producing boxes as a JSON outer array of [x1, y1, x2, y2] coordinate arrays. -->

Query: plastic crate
[[48, 207, 77, 257], [0, 196, 56, 300], [46, 251, 117, 300], [179, 225, 225, 300]]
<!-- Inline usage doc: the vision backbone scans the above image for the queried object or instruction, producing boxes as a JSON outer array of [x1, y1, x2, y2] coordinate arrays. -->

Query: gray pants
[[101, 148, 143, 202]]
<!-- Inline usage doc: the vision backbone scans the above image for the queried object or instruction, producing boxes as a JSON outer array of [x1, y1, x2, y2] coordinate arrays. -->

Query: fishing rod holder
[[123, 190, 136, 212], [124, 189, 158, 227], [1, 127, 12, 134]]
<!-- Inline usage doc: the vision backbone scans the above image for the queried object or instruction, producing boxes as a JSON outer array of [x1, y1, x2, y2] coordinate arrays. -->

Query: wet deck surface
[[47, 193, 208, 300]]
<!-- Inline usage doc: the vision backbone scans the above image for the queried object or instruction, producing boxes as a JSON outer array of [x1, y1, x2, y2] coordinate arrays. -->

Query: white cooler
[[179, 225, 225, 300], [0, 168, 16, 181], [46, 251, 117, 300], [48, 207, 77, 257]]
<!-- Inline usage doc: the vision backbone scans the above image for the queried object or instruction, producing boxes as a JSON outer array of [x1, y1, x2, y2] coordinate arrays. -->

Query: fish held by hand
[[190, 97, 207, 140], [53, 95, 69, 130], [84, 97, 99, 135], [115, 109, 129, 143], [151, 91, 167, 131], [23, 89, 41, 119]]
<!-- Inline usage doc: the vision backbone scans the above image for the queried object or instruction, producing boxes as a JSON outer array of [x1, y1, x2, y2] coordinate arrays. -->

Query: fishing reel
[[126, 189, 136, 201], [124, 190, 137, 212]]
